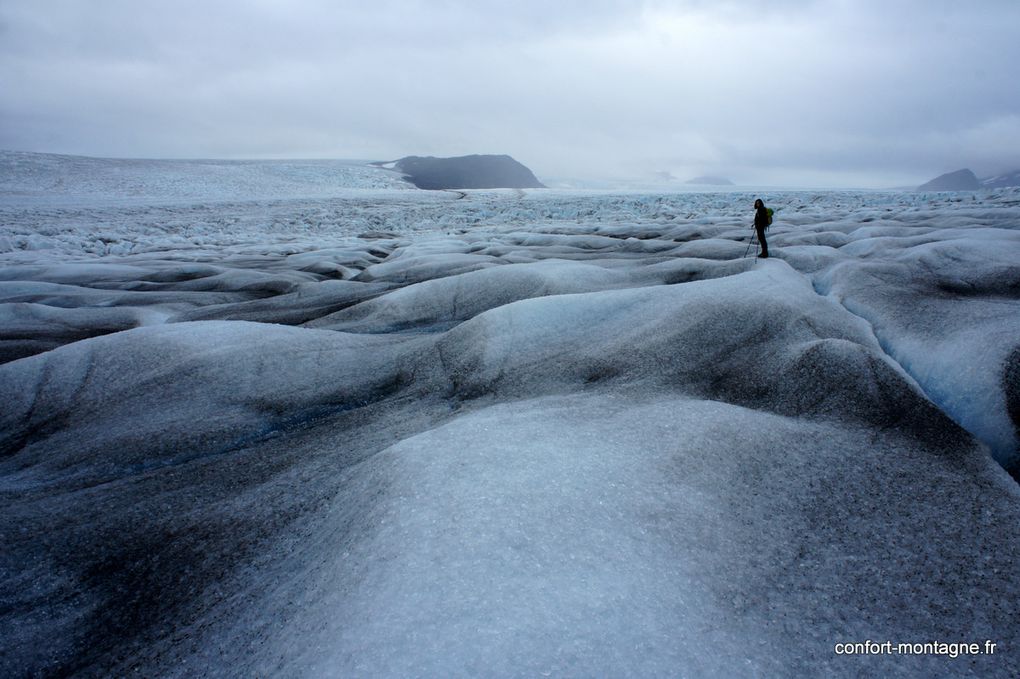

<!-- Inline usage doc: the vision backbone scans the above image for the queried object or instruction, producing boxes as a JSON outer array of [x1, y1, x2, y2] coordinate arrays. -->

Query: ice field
[[2, 153, 1020, 677]]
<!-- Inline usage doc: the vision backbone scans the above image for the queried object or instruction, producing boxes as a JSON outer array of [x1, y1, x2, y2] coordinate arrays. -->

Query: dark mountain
[[685, 175, 734, 186], [917, 167, 1020, 191], [917, 169, 981, 191], [981, 170, 1020, 189], [389, 155, 545, 190]]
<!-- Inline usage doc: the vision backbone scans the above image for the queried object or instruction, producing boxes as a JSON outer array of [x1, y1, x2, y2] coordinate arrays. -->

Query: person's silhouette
[[753, 198, 770, 258]]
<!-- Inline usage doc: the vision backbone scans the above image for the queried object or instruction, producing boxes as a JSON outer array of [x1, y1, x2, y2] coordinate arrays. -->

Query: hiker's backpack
[[766, 208, 774, 227]]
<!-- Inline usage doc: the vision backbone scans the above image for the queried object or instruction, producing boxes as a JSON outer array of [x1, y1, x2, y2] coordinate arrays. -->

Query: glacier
[[1, 153, 1020, 677]]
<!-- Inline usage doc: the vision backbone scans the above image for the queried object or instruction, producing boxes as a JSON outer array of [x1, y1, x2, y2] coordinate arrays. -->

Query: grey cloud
[[1, 0, 1018, 186]]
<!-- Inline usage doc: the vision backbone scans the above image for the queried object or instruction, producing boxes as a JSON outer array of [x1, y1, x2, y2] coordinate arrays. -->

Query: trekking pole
[[743, 229, 757, 258]]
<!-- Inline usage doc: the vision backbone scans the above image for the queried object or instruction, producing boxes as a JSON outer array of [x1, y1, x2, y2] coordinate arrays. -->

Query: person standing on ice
[[753, 198, 770, 258]]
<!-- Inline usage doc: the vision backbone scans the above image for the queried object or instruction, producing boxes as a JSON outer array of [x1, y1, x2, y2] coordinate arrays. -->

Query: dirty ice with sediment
[[1, 152, 1019, 677]]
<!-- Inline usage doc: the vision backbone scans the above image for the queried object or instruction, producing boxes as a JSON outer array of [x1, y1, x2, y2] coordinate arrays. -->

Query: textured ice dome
[[2, 155, 1020, 677]]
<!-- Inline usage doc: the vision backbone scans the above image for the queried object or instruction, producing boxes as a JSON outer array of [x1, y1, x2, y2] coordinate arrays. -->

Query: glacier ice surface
[[2, 155, 1020, 677]]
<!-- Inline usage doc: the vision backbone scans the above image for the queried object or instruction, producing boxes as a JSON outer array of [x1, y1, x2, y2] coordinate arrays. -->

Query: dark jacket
[[754, 206, 770, 230]]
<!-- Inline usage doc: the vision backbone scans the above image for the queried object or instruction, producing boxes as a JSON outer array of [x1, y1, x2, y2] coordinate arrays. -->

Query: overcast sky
[[1, 0, 1019, 187]]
